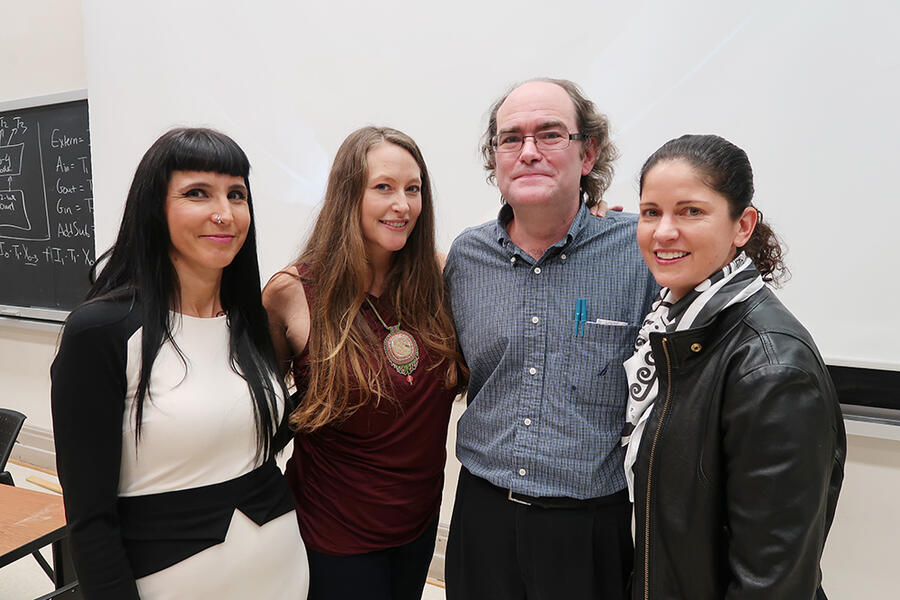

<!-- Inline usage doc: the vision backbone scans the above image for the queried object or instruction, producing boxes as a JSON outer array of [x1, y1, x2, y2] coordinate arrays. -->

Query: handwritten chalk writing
[[49, 128, 85, 148], [0, 190, 28, 230], [0, 240, 94, 266], [1, 242, 40, 265], [1, 100, 95, 309], [56, 156, 74, 173], [57, 220, 92, 239], [54, 197, 92, 216], [0, 143, 24, 177], [55, 178, 82, 195]]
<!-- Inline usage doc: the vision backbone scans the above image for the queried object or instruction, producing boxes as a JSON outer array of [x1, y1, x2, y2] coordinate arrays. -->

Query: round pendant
[[384, 327, 419, 376]]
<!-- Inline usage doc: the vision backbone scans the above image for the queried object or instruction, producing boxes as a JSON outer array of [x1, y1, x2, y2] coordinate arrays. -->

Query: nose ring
[[213, 214, 223, 225]]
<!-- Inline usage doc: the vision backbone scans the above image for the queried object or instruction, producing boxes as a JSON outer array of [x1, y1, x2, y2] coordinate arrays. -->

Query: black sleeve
[[51, 304, 141, 599], [721, 363, 840, 600]]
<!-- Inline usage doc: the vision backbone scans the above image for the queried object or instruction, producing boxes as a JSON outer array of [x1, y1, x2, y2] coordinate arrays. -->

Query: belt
[[470, 471, 628, 509], [505, 487, 629, 509]]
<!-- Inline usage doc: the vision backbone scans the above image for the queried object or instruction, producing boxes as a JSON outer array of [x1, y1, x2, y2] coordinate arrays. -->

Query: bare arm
[[262, 267, 311, 376], [436, 250, 448, 272]]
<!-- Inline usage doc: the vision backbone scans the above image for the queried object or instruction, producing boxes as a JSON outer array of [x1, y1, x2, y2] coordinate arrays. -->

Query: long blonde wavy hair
[[289, 126, 467, 433]]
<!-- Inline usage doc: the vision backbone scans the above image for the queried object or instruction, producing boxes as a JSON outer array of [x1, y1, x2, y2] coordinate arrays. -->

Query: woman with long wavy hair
[[263, 126, 466, 600], [51, 128, 309, 599]]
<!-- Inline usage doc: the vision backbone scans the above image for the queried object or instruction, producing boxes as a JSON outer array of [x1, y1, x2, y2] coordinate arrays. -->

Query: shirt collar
[[493, 201, 590, 253]]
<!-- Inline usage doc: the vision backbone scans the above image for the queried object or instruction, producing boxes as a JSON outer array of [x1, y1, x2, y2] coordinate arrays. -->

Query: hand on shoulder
[[588, 199, 624, 218]]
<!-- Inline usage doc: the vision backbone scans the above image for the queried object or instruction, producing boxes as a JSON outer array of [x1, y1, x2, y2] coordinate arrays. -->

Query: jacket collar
[[649, 289, 771, 370]]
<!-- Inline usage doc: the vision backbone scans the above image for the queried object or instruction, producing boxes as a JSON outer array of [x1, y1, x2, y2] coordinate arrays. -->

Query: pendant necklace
[[365, 297, 419, 385]]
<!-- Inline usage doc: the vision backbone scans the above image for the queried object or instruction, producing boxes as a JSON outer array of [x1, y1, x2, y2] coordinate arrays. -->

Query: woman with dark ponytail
[[622, 134, 845, 599], [51, 128, 308, 599]]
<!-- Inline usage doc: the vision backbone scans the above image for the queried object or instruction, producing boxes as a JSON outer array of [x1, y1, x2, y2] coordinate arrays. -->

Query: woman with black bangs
[[51, 128, 309, 599]]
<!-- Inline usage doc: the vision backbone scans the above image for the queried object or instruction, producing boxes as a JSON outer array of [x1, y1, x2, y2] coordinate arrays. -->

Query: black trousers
[[306, 518, 439, 600], [445, 468, 633, 600]]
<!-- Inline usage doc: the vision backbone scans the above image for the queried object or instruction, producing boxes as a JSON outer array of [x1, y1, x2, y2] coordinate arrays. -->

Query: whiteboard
[[81, 0, 900, 370]]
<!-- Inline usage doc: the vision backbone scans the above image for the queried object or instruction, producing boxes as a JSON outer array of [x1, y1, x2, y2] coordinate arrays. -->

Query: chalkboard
[[0, 97, 94, 321]]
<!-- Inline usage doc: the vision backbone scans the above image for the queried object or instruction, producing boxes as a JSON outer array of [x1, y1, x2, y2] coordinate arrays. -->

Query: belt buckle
[[507, 489, 532, 506]]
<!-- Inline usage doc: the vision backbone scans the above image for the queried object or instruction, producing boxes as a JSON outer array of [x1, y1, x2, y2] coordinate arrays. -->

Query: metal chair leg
[[33, 549, 55, 580], [32, 580, 80, 600]]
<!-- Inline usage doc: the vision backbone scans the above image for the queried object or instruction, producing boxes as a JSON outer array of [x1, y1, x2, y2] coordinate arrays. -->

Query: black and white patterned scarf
[[621, 252, 766, 500]]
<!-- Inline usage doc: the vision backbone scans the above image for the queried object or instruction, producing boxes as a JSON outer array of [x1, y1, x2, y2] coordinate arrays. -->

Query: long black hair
[[88, 127, 287, 461], [639, 134, 787, 283]]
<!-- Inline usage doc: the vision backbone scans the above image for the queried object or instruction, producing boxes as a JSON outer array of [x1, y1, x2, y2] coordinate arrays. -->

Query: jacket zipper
[[644, 337, 672, 600]]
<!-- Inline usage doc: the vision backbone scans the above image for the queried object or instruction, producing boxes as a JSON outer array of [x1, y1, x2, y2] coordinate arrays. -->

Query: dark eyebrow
[[176, 181, 248, 193], [369, 173, 422, 184], [180, 181, 214, 189], [497, 119, 568, 135]]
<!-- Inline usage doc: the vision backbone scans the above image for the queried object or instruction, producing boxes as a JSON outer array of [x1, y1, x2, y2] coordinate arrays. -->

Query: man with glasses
[[443, 78, 658, 599]]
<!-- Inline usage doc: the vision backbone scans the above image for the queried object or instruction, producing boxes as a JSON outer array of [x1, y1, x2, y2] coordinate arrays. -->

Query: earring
[[213, 214, 223, 225]]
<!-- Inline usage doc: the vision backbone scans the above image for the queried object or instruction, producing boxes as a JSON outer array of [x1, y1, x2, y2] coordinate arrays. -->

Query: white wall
[[4, 0, 87, 100], [821, 431, 900, 598], [81, 0, 900, 372], [1, 0, 86, 432]]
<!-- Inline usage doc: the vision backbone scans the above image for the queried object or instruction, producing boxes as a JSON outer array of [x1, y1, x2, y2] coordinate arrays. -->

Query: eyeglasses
[[491, 128, 585, 153]]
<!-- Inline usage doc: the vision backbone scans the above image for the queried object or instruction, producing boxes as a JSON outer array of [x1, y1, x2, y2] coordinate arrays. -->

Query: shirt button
[[510, 256, 516, 263], [523, 418, 532, 426], [561, 254, 567, 260], [528, 367, 537, 375], [533, 267, 542, 274], [518, 468, 527, 476], [531, 316, 540, 324]]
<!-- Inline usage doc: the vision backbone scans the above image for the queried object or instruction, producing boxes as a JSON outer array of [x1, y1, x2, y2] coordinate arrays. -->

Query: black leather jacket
[[631, 288, 845, 600]]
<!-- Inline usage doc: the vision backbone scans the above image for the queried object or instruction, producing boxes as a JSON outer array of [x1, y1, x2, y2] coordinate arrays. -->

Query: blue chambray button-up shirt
[[445, 203, 659, 499]]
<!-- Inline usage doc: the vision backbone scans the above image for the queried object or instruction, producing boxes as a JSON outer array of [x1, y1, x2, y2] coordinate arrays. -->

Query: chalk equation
[[0, 240, 94, 267], [0, 99, 96, 311], [0, 117, 92, 243]]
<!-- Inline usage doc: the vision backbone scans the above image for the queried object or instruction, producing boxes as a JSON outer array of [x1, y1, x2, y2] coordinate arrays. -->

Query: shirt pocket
[[578, 320, 640, 379], [548, 317, 638, 381]]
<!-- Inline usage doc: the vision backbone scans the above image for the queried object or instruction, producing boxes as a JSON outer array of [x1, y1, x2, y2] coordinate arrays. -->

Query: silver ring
[[214, 214, 223, 225]]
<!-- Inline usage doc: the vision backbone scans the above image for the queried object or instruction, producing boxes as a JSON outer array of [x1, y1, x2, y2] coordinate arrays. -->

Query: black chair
[[0, 408, 27, 486]]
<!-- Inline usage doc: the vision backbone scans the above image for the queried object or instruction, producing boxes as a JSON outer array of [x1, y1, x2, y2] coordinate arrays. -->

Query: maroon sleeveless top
[[286, 275, 456, 555]]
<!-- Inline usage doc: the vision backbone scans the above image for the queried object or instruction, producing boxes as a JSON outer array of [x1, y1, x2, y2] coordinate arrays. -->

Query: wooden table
[[0, 484, 79, 597]]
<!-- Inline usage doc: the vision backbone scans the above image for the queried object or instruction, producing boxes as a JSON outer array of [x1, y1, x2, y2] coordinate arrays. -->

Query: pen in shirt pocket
[[584, 317, 631, 327], [573, 298, 587, 337]]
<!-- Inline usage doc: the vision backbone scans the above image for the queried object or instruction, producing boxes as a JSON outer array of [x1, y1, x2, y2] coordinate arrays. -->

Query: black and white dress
[[51, 299, 309, 600]]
